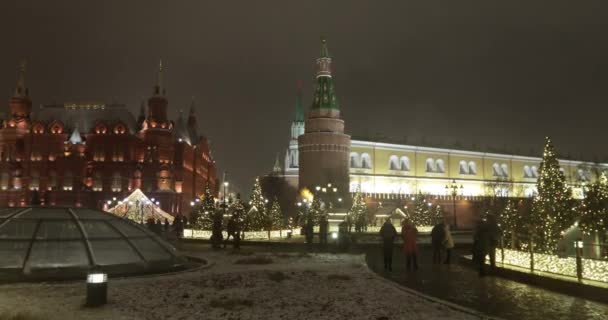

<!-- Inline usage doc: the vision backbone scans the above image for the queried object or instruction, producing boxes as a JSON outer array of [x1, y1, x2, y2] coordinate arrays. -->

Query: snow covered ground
[[0, 250, 488, 320]]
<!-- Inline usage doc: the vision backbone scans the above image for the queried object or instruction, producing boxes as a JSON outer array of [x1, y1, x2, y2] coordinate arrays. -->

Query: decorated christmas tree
[[349, 190, 368, 232], [247, 177, 267, 231], [580, 173, 608, 244], [530, 137, 576, 254], [499, 199, 521, 249], [195, 184, 216, 230], [407, 193, 434, 227], [306, 197, 324, 226], [265, 197, 283, 239], [230, 194, 246, 228]]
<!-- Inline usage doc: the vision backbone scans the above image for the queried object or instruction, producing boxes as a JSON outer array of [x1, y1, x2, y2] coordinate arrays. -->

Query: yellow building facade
[[349, 140, 606, 199]]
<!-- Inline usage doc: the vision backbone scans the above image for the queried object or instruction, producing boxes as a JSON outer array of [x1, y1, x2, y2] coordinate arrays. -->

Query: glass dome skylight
[[0, 207, 185, 281]]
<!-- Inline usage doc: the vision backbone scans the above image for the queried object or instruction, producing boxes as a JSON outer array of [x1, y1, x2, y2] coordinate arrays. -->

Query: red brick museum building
[[0, 62, 218, 216]]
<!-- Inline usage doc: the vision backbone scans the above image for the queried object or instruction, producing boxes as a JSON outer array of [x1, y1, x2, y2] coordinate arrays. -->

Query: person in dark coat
[[173, 215, 184, 238], [164, 218, 170, 234], [211, 210, 224, 249], [431, 221, 446, 264], [304, 219, 314, 247], [319, 215, 329, 246], [224, 218, 236, 248], [379, 219, 398, 271], [474, 214, 502, 276]]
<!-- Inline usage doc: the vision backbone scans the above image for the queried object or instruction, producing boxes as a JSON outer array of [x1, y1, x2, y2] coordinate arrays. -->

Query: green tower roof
[[294, 81, 305, 122], [311, 37, 339, 111]]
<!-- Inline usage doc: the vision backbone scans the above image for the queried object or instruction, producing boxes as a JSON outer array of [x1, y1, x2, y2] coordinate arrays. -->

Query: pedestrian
[[431, 221, 446, 264], [473, 219, 488, 276], [401, 219, 419, 271], [443, 223, 455, 264], [164, 218, 170, 234], [211, 210, 224, 249], [224, 217, 236, 248], [304, 219, 314, 246], [173, 215, 184, 239], [338, 220, 349, 251], [319, 215, 329, 246], [379, 218, 397, 271]]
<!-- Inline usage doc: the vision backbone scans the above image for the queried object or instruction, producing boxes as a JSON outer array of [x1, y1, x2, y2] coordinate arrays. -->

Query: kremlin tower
[[298, 38, 351, 198]]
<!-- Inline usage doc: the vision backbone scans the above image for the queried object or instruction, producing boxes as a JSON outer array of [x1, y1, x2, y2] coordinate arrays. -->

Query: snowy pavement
[[0, 250, 488, 320]]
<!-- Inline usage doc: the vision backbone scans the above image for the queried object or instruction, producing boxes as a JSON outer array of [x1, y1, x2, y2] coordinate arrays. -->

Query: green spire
[[294, 80, 305, 122], [320, 36, 330, 58], [312, 37, 339, 110]]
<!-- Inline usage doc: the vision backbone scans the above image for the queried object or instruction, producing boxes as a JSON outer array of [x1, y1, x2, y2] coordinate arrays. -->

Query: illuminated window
[[49, 122, 63, 134], [501, 164, 509, 177], [93, 172, 103, 191], [93, 148, 105, 162], [400, 156, 410, 171], [63, 171, 73, 191], [1, 172, 9, 190], [492, 163, 501, 176], [459, 160, 468, 174], [114, 123, 126, 134], [48, 171, 57, 190], [468, 161, 477, 175], [435, 159, 445, 173], [350, 153, 360, 168], [523, 165, 532, 178], [389, 155, 399, 170], [425, 158, 435, 172], [30, 171, 40, 190], [111, 172, 122, 192], [361, 153, 372, 169]]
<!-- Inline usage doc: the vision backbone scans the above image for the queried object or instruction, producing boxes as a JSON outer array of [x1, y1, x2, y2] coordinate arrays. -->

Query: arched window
[[49, 121, 64, 134], [426, 158, 435, 172], [111, 172, 122, 192], [492, 163, 501, 176], [93, 172, 103, 191], [459, 160, 468, 175], [30, 170, 40, 191], [400, 156, 410, 171], [523, 166, 532, 178], [468, 161, 477, 175], [532, 166, 539, 178], [435, 159, 445, 173], [361, 153, 372, 169], [94, 122, 108, 135], [158, 169, 171, 190], [500, 164, 509, 177], [114, 123, 126, 135], [577, 169, 588, 182], [389, 155, 399, 170], [48, 171, 57, 190], [350, 153, 360, 168], [63, 171, 73, 191]]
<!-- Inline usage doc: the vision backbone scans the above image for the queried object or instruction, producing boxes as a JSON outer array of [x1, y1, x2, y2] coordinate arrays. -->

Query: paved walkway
[[365, 247, 608, 320]]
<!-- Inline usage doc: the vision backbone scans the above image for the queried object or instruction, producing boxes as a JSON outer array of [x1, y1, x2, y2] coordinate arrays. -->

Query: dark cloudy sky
[[1, 1, 607, 194]]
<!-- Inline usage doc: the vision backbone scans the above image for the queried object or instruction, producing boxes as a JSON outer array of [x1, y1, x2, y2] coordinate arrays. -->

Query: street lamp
[[445, 179, 464, 229], [86, 271, 108, 307]]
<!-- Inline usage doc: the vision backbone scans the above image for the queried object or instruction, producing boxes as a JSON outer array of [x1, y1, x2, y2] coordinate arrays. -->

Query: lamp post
[[86, 270, 108, 307], [445, 179, 463, 229]]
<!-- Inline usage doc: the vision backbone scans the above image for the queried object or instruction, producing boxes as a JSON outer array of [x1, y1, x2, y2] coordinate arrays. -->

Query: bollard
[[574, 239, 583, 283], [86, 272, 108, 307]]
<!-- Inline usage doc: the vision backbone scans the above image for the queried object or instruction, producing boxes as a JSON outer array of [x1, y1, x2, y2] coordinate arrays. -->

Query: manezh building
[[0, 62, 218, 216], [273, 39, 606, 228]]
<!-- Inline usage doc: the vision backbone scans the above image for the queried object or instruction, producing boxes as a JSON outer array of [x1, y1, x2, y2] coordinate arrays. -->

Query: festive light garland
[[494, 249, 608, 283]]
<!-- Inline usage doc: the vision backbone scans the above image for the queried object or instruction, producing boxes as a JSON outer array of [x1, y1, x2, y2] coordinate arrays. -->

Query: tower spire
[[14, 60, 28, 97], [154, 58, 164, 96], [295, 80, 304, 122], [312, 37, 339, 110]]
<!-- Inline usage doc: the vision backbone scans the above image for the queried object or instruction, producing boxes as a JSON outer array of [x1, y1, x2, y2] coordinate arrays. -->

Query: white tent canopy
[[106, 189, 175, 223]]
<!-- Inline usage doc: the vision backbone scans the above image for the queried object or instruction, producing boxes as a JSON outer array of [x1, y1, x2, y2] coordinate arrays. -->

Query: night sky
[[1, 1, 607, 195]]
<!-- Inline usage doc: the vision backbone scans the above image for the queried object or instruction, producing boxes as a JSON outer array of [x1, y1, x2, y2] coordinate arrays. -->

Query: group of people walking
[[379, 215, 501, 277], [379, 218, 454, 272]]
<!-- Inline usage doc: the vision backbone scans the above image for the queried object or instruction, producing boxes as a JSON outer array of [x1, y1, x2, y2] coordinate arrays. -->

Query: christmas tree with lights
[[265, 197, 284, 239], [247, 177, 267, 231], [349, 189, 368, 232], [230, 194, 246, 228], [530, 137, 576, 254], [580, 173, 608, 244], [499, 199, 521, 249], [407, 193, 434, 227], [194, 184, 216, 230], [307, 197, 324, 226]]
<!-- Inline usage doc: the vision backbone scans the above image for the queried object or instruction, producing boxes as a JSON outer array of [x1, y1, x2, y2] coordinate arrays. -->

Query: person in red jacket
[[401, 219, 419, 271]]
